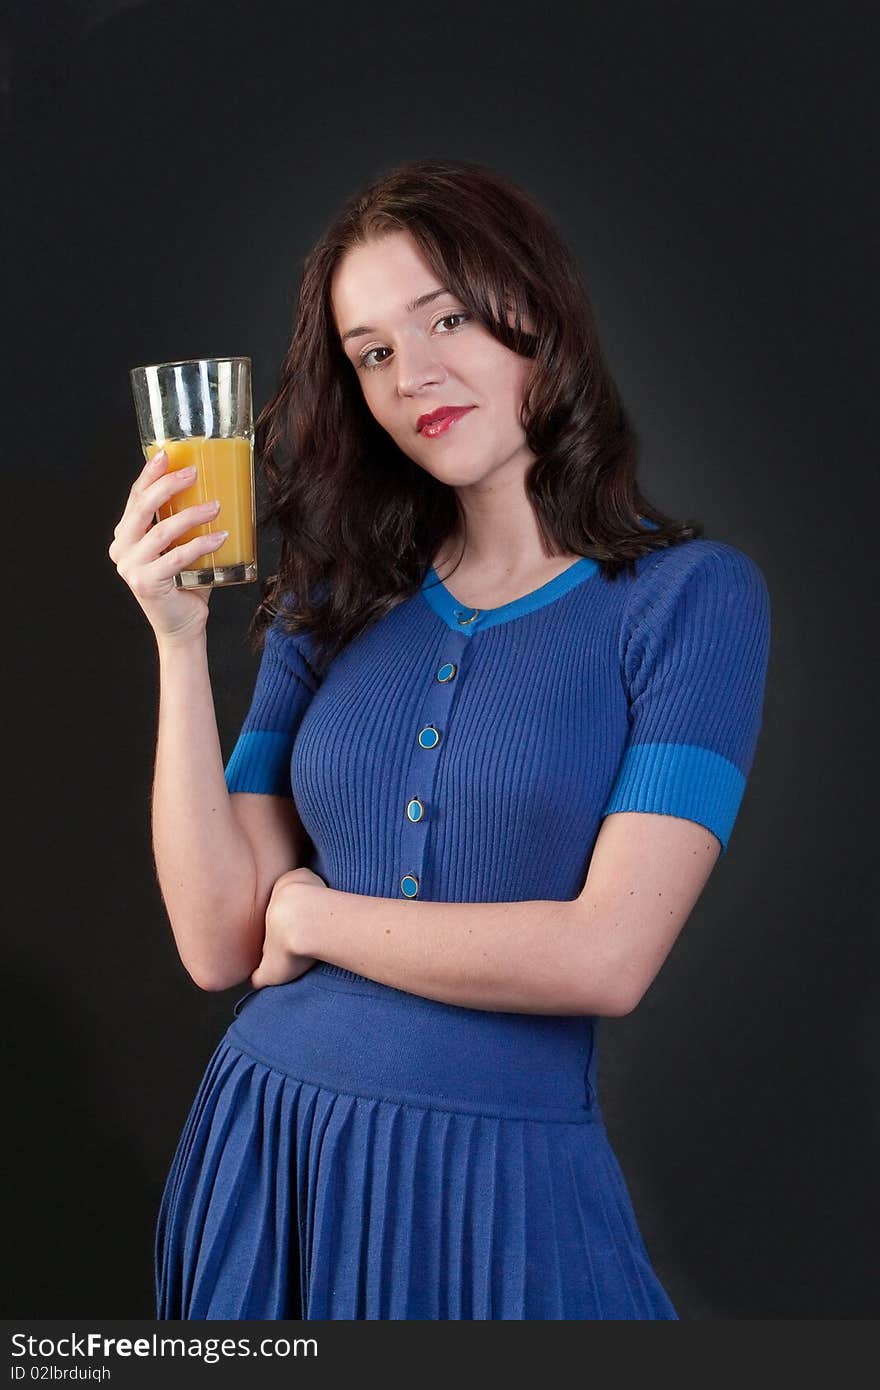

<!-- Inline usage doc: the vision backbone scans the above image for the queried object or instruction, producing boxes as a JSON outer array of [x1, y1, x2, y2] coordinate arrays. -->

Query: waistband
[[227, 962, 602, 1125]]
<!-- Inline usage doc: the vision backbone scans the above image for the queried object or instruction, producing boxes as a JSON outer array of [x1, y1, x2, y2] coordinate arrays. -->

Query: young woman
[[110, 158, 771, 1320]]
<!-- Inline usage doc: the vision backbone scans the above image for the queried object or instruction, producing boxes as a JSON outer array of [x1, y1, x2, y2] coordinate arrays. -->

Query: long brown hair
[[250, 157, 702, 675]]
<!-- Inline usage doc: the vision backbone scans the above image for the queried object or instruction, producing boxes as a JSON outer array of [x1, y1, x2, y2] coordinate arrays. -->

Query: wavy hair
[[249, 157, 703, 674]]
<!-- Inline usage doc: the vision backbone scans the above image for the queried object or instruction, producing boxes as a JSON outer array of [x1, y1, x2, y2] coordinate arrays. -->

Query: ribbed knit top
[[223, 537, 771, 906]]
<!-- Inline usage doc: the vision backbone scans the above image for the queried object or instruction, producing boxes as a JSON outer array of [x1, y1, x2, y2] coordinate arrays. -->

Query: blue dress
[[155, 537, 771, 1319]]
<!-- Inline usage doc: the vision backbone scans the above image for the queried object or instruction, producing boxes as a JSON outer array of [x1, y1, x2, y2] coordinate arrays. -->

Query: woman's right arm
[[109, 447, 276, 991], [152, 629, 265, 991]]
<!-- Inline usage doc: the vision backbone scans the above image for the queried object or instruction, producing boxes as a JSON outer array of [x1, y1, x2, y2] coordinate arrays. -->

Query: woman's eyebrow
[[340, 288, 452, 344]]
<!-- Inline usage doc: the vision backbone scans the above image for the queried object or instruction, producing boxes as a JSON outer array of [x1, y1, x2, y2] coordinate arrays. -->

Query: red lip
[[416, 406, 475, 433]]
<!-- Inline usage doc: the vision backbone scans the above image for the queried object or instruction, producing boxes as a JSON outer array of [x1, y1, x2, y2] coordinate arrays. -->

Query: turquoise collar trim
[[420, 555, 600, 635]]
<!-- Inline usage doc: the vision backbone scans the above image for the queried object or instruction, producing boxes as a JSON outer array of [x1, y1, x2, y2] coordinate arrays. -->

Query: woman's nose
[[393, 342, 445, 395]]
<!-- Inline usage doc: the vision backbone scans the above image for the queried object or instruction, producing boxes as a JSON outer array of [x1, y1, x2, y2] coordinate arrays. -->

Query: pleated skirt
[[155, 961, 678, 1320]]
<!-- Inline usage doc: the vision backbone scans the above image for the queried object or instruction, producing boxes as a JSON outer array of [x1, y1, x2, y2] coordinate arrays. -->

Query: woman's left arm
[[256, 810, 720, 1016]]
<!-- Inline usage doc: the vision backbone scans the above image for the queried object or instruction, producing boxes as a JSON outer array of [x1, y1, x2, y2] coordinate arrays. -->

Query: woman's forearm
[[297, 888, 622, 1016], [152, 630, 261, 991]]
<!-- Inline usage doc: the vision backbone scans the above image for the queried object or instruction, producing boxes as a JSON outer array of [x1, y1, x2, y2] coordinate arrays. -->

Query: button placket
[[398, 630, 471, 897]]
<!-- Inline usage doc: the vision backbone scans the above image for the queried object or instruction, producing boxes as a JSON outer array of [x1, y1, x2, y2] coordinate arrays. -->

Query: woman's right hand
[[107, 449, 229, 645]]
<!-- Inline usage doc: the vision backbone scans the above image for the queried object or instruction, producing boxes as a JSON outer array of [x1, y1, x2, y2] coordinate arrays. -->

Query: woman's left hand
[[249, 866, 329, 990]]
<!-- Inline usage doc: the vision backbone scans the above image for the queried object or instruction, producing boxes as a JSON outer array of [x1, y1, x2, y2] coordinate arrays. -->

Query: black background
[[3, 0, 876, 1319]]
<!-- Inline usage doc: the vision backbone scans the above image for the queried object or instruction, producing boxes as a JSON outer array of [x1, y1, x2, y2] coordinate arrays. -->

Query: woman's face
[[330, 229, 536, 488]]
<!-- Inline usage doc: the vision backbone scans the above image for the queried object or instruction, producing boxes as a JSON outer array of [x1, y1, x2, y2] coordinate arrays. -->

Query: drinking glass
[[129, 356, 257, 588]]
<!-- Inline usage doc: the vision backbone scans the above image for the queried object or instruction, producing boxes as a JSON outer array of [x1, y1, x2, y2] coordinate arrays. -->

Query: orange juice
[[145, 435, 255, 575]]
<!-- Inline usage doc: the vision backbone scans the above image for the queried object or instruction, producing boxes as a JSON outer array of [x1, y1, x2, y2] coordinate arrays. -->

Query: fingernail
[[152, 448, 167, 464]]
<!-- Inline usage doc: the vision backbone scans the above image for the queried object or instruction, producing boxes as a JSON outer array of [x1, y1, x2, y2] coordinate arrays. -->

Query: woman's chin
[[413, 456, 492, 488]]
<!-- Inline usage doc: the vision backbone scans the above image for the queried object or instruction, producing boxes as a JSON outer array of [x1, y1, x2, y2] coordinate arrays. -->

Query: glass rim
[[129, 355, 252, 376]]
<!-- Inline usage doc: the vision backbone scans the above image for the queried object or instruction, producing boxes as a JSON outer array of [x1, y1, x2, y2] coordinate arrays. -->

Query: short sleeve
[[601, 542, 771, 855], [223, 613, 320, 797]]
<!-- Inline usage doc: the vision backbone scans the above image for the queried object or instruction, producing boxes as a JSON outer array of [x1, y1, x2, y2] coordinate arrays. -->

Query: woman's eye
[[434, 313, 469, 334], [358, 347, 391, 371], [357, 313, 470, 371]]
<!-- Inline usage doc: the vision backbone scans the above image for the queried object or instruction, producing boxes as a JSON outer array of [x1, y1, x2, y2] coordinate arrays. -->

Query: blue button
[[406, 798, 424, 822], [456, 607, 480, 627], [417, 725, 441, 749], [436, 661, 457, 682], [400, 874, 419, 898]]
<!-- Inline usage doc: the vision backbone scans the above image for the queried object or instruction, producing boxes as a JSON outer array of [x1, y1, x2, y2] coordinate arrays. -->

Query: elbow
[[190, 970, 233, 994], [184, 956, 252, 994], [573, 981, 638, 1018], [596, 971, 648, 1019], [187, 965, 233, 993], [168, 908, 259, 993], [596, 989, 637, 1018], [603, 991, 640, 1018]]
